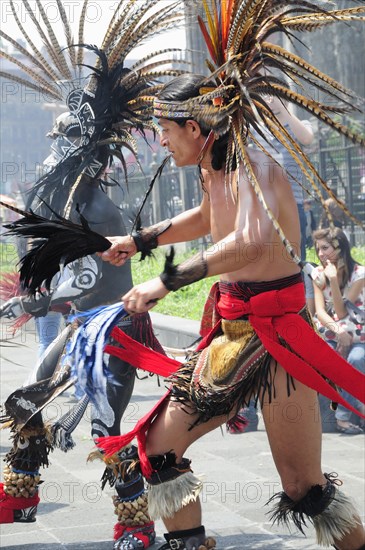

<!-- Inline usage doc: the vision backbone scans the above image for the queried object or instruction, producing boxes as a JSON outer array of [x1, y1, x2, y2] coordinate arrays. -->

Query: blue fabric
[[64, 303, 128, 407], [303, 269, 314, 300], [297, 203, 307, 261]]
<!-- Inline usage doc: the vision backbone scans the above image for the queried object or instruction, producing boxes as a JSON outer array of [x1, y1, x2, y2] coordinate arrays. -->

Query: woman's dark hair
[[157, 74, 233, 171], [313, 227, 359, 287]]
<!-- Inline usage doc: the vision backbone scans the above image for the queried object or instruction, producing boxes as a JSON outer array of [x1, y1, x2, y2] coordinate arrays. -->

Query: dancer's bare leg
[[261, 361, 365, 550], [146, 400, 226, 532]]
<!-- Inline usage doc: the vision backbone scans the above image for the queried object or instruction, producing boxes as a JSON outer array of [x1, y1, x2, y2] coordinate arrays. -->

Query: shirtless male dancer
[[99, 73, 365, 550]]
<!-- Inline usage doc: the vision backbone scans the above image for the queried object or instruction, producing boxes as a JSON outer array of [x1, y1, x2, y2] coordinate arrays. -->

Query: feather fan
[[1, 201, 111, 295]]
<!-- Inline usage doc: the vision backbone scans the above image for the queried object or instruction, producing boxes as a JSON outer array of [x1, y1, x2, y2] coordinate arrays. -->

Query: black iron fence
[[306, 121, 364, 246], [109, 158, 204, 250]]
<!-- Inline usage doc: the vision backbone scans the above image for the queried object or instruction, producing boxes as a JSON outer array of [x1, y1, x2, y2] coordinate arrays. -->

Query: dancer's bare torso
[[203, 148, 301, 283]]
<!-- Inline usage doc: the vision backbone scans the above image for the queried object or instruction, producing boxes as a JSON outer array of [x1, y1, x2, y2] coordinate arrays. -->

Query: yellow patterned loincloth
[[192, 319, 267, 389], [171, 319, 269, 423], [171, 307, 313, 424]]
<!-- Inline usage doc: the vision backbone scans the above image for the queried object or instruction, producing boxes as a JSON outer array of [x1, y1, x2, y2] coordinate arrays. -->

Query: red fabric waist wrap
[[97, 281, 365, 478], [208, 282, 365, 417], [0, 483, 40, 524]]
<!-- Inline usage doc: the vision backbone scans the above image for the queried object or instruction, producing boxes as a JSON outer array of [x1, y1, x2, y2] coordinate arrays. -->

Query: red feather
[[198, 15, 218, 65], [0, 271, 31, 333], [222, 0, 234, 53]]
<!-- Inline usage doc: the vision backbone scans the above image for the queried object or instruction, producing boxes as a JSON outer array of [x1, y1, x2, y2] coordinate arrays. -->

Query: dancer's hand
[[265, 95, 287, 118], [99, 236, 137, 266], [123, 278, 170, 314], [0, 294, 50, 319]]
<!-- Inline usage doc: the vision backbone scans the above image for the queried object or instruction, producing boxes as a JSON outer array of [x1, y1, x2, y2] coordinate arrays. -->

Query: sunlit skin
[[102, 118, 301, 313], [159, 119, 203, 167]]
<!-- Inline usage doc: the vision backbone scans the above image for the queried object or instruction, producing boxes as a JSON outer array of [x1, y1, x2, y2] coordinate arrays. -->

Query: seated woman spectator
[[312, 227, 365, 434]]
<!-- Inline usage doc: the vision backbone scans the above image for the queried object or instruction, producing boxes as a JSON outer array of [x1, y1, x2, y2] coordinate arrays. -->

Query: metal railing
[[308, 121, 365, 246], [109, 158, 204, 250]]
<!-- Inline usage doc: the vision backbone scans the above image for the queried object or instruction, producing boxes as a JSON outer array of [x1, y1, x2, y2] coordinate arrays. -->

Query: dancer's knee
[[281, 474, 320, 502]]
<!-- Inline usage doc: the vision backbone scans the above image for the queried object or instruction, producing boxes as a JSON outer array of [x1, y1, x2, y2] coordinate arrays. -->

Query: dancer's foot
[[13, 505, 37, 523], [114, 522, 156, 549], [158, 527, 216, 550]]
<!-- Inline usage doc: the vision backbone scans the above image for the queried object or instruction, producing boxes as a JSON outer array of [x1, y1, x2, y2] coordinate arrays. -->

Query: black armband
[[159, 247, 208, 291], [131, 219, 171, 260]]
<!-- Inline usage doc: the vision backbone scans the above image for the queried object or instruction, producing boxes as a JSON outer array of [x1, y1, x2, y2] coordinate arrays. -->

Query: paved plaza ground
[[0, 321, 364, 549]]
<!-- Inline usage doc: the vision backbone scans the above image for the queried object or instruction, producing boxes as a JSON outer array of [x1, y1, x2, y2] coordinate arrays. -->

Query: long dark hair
[[157, 74, 234, 171], [313, 227, 359, 287]]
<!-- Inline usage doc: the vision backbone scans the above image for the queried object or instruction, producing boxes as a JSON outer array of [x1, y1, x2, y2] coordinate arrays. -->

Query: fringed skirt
[[170, 305, 312, 426]]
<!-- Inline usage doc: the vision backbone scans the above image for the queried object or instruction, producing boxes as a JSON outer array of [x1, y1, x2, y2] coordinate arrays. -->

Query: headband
[[153, 100, 193, 120]]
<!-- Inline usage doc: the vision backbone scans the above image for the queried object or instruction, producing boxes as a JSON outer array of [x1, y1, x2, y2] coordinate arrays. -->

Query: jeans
[[35, 312, 64, 358], [334, 343, 365, 422]]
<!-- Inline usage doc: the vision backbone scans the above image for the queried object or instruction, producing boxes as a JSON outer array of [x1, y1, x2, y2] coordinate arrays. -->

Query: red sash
[[208, 282, 365, 416], [97, 328, 180, 477]]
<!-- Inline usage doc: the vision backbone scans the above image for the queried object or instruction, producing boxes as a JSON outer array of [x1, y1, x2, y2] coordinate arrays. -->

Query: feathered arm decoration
[[1, 201, 111, 295]]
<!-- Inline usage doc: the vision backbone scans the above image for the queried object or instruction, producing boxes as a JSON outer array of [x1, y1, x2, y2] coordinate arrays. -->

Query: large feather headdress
[[2, 1, 365, 290], [1, 0, 186, 215], [153, 0, 365, 269], [0, 0, 188, 291]]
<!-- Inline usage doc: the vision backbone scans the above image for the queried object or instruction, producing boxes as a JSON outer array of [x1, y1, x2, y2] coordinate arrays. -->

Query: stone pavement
[[0, 321, 364, 550]]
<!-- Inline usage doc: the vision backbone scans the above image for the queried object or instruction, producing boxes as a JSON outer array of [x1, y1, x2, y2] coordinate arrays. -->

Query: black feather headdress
[[1, 0, 187, 291], [1, 0, 187, 212]]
